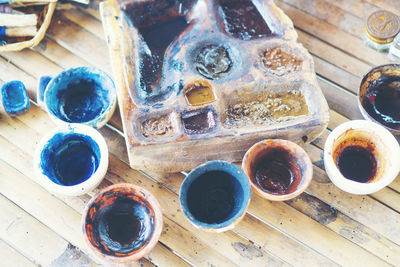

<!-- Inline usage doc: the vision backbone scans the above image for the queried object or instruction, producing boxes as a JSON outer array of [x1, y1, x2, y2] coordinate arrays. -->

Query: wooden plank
[[327, 0, 381, 19], [275, 0, 391, 67], [281, 0, 364, 38], [46, 13, 112, 75], [0, 239, 36, 267], [0, 195, 68, 266], [60, 9, 106, 41], [365, 0, 400, 15], [33, 37, 94, 70]]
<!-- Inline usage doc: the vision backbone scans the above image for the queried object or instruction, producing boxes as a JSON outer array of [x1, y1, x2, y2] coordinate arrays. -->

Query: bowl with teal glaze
[[33, 124, 109, 196], [43, 67, 117, 129], [179, 160, 251, 233]]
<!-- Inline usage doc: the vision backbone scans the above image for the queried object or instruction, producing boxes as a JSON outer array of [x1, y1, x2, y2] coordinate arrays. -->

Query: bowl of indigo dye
[[82, 183, 163, 263], [324, 120, 400, 195], [179, 160, 251, 232], [33, 124, 109, 196], [359, 64, 400, 135], [242, 139, 313, 201], [44, 67, 116, 129]]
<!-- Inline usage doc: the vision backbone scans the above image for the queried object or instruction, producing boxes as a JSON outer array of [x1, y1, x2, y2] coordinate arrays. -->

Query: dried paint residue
[[141, 115, 175, 138], [262, 47, 302, 76], [224, 90, 308, 127]]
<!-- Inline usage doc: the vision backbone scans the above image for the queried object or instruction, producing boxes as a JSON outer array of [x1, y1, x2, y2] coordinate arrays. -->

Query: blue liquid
[[41, 133, 100, 186], [1, 80, 30, 116]]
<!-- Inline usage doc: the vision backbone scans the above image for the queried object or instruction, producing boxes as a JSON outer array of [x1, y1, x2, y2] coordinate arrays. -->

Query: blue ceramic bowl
[[179, 160, 251, 232], [33, 124, 109, 196], [44, 67, 116, 129]]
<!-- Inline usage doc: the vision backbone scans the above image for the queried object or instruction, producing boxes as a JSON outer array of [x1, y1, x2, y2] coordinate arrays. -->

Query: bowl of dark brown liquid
[[324, 120, 400, 195], [359, 64, 400, 135], [242, 139, 313, 201], [82, 183, 163, 263]]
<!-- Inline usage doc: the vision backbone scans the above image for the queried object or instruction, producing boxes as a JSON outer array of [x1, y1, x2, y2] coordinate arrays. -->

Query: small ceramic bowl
[[82, 183, 163, 263], [359, 64, 400, 135], [179, 160, 251, 233], [42, 67, 117, 129], [242, 139, 313, 201], [33, 124, 108, 196], [1, 80, 30, 116], [324, 120, 400, 195]]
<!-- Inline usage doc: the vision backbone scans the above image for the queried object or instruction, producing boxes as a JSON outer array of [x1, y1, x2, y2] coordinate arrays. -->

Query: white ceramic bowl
[[33, 124, 109, 196], [324, 120, 400, 195]]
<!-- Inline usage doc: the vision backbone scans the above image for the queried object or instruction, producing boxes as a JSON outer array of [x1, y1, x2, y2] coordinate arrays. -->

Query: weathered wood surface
[[0, 0, 399, 266]]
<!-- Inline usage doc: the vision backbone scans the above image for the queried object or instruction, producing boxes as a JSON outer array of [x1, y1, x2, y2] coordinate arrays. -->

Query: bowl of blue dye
[[33, 124, 109, 196], [179, 160, 251, 232], [44, 67, 116, 129]]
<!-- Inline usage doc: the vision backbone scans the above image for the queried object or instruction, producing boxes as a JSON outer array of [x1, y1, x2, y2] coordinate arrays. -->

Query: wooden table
[[0, 0, 399, 266]]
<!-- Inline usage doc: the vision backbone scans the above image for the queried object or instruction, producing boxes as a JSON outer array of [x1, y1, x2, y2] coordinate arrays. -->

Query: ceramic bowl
[[324, 120, 400, 195], [33, 124, 108, 196], [179, 160, 251, 233], [242, 139, 313, 201], [43, 67, 116, 129], [82, 183, 163, 263], [358, 64, 400, 135]]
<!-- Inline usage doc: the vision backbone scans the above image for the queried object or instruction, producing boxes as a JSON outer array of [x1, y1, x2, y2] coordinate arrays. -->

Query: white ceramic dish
[[324, 120, 400, 195]]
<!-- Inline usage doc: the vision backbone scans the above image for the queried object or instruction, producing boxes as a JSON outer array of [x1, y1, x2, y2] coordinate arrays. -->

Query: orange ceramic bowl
[[242, 139, 313, 201], [82, 183, 163, 263]]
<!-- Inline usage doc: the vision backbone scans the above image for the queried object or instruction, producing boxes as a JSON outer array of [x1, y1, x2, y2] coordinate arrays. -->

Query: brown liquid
[[185, 81, 215, 106], [142, 115, 174, 138], [254, 151, 297, 195], [336, 146, 377, 183], [181, 108, 217, 135]]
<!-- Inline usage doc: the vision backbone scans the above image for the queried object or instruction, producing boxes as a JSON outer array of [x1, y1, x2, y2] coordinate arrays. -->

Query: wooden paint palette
[[100, 0, 329, 172]]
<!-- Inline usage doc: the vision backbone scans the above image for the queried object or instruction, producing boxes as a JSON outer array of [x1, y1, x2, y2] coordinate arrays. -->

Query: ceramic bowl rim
[[44, 66, 117, 129], [358, 63, 400, 135], [33, 124, 109, 196], [242, 139, 313, 201], [324, 120, 400, 194], [81, 183, 163, 263], [179, 160, 251, 232]]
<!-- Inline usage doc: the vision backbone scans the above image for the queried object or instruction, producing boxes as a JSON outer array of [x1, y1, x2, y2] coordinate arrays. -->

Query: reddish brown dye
[[254, 149, 301, 195], [336, 145, 377, 183]]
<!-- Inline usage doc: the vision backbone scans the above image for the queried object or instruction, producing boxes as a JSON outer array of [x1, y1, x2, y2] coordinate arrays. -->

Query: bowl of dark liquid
[[242, 139, 313, 201], [82, 183, 163, 263], [359, 64, 400, 135], [324, 120, 400, 195], [179, 161, 251, 232]]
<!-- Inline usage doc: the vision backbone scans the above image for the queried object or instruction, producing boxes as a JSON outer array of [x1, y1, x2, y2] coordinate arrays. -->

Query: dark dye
[[181, 108, 217, 135], [138, 17, 189, 93], [94, 198, 153, 254], [217, 0, 273, 40], [40, 133, 100, 186], [55, 79, 108, 123], [364, 76, 400, 130], [122, 0, 194, 95], [336, 146, 377, 183], [194, 45, 232, 80], [255, 150, 297, 195], [1, 80, 30, 116], [187, 171, 239, 224]]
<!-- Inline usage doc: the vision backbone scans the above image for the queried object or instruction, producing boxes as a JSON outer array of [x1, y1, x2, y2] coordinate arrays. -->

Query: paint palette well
[[100, 0, 329, 172]]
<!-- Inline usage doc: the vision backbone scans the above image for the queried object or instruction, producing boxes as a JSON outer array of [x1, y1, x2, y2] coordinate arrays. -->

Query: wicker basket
[[0, 1, 57, 52]]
